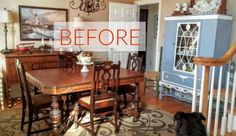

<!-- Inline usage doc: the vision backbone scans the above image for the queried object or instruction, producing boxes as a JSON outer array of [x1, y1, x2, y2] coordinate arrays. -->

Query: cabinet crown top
[[165, 15, 233, 21]]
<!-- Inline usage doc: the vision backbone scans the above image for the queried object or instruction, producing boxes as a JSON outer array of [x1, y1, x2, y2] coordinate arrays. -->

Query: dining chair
[[118, 53, 143, 108], [57, 51, 78, 106], [144, 46, 163, 97], [57, 52, 78, 68], [15, 59, 62, 136], [57, 52, 92, 118], [144, 71, 160, 96], [77, 61, 120, 136]]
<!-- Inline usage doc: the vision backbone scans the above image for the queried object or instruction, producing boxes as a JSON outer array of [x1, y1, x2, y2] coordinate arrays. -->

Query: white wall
[[0, 0, 133, 50]]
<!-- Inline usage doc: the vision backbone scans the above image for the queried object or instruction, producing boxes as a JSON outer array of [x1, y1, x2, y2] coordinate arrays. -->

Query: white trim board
[[233, 115, 236, 131], [165, 15, 233, 21], [134, 0, 159, 5]]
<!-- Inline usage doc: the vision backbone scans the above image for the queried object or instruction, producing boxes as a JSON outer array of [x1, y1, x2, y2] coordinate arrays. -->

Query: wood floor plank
[[141, 90, 191, 114]]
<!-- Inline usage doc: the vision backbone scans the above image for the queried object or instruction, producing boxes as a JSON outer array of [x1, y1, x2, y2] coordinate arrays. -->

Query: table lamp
[[0, 8, 13, 53]]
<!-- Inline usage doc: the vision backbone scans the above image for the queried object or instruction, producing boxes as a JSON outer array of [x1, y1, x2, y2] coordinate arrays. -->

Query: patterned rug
[[0, 106, 175, 136], [0, 107, 50, 136]]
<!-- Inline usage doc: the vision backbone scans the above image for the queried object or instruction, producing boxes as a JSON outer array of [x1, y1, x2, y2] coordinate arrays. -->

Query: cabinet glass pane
[[174, 22, 200, 73]]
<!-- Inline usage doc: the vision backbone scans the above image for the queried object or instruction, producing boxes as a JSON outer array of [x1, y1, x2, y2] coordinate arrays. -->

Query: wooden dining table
[[26, 65, 144, 136]]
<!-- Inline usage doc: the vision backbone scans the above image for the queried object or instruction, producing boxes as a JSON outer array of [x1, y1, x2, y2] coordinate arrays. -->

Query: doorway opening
[[139, 4, 159, 71]]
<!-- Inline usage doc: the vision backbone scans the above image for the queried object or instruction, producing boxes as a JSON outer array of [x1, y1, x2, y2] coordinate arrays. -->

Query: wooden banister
[[193, 43, 236, 66], [192, 42, 236, 129]]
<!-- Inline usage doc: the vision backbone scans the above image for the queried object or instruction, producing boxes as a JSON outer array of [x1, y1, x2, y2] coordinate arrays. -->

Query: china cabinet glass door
[[174, 22, 200, 73]]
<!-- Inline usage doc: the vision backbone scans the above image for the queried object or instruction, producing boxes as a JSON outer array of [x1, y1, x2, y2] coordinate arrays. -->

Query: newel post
[[202, 66, 210, 117]]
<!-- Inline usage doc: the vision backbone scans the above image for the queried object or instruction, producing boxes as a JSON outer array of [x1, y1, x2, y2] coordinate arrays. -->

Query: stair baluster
[[192, 43, 236, 136]]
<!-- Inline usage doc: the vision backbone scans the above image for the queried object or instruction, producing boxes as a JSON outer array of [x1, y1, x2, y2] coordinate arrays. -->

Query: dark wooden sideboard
[[0, 50, 58, 107]]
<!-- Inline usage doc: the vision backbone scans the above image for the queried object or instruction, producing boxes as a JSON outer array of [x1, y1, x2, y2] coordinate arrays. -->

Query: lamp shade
[[73, 16, 84, 27], [0, 10, 13, 23]]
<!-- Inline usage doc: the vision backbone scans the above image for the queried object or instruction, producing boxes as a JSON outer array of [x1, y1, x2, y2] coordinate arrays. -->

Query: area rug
[[65, 106, 175, 136], [0, 107, 50, 136], [0, 106, 175, 136]]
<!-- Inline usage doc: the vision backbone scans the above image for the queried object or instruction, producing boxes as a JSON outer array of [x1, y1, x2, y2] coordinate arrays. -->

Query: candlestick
[[41, 38, 45, 46]]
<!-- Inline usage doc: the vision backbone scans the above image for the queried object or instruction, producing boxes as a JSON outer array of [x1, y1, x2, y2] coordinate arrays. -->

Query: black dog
[[174, 112, 207, 136]]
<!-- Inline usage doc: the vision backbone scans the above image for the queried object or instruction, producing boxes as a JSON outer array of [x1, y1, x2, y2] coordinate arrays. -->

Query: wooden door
[[109, 2, 139, 68]]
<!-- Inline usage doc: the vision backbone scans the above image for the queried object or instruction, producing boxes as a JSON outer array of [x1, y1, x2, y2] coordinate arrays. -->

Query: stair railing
[[192, 42, 236, 136]]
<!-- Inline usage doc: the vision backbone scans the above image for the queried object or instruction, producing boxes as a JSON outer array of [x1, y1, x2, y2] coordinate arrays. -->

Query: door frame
[[135, 0, 161, 71], [134, 0, 160, 5]]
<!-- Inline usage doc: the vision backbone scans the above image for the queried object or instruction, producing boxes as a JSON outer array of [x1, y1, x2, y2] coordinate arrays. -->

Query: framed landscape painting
[[19, 6, 68, 41]]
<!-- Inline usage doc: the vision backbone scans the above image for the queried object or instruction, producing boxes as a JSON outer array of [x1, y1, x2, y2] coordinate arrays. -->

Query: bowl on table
[[80, 56, 92, 64]]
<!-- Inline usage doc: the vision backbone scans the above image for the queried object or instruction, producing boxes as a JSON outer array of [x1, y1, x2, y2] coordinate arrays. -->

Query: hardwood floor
[[2, 87, 229, 135], [140, 90, 236, 136], [1, 89, 192, 114], [141, 90, 191, 114]]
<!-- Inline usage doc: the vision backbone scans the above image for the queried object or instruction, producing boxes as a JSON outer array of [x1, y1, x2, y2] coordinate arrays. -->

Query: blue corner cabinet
[[159, 15, 233, 103]]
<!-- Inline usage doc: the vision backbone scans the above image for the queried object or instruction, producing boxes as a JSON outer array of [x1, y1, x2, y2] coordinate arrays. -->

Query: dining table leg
[[133, 82, 140, 122], [50, 95, 61, 136], [121, 82, 142, 122]]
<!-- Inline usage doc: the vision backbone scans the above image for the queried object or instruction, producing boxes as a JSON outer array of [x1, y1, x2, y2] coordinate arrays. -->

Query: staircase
[[192, 43, 236, 136]]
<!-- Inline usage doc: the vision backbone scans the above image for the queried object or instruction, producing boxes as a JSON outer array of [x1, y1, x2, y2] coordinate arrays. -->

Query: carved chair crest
[[92, 61, 120, 101]]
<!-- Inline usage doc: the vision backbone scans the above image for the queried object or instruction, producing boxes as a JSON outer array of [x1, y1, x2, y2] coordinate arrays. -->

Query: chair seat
[[32, 94, 51, 109], [118, 84, 135, 94], [144, 71, 160, 80], [79, 96, 114, 109]]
